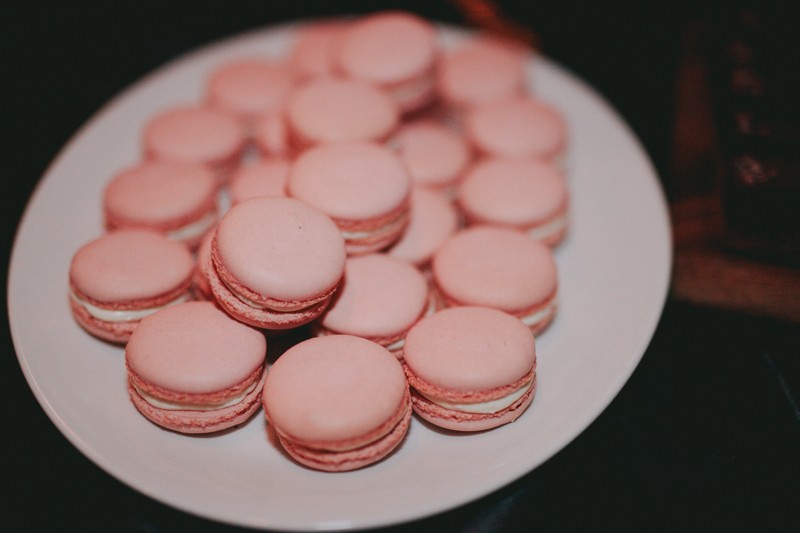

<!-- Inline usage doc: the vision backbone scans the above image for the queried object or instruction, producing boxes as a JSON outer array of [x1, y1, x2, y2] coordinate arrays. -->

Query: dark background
[[4, 2, 799, 531]]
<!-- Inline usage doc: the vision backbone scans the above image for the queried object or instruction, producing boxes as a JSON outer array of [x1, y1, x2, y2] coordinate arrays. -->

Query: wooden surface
[[669, 21, 800, 324]]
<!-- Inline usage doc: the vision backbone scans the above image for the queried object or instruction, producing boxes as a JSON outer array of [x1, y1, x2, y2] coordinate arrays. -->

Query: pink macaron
[[208, 196, 346, 330], [102, 159, 218, 249], [336, 11, 438, 114], [386, 186, 460, 269], [402, 306, 536, 432], [126, 301, 267, 434], [315, 254, 430, 357], [465, 97, 567, 161], [457, 157, 569, 246], [69, 230, 194, 343], [437, 36, 527, 114], [206, 58, 296, 128], [287, 141, 411, 255], [251, 112, 289, 157], [192, 230, 215, 301], [432, 226, 558, 334], [227, 157, 290, 206], [285, 76, 399, 151], [263, 335, 411, 471], [143, 105, 246, 183], [390, 120, 471, 195], [289, 20, 349, 79]]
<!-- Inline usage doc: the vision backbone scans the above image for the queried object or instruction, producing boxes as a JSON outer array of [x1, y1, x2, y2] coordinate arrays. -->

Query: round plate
[[8, 21, 671, 531]]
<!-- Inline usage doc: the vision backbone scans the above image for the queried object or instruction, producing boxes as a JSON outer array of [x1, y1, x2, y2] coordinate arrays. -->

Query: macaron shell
[[466, 97, 567, 159], [128, 367, 267, 434], [192, 230, 214, 300], [228, 158, 290, 205], [288, 142, 410, 221], [286, 77, 399, 147], [319, 254, 429, 339], [457, 157, 568, 228], [103, 160, 217, 229], [125, 301, 267, 394], [70, 230, 194, 304], [276, 395, 411, 471], [437, 38, 526, 107], [263, 335, 408, 447], [337, 11, 436, 85], [409, 377, 535, 432], [143, 105, 245, 166], [206, 59, 296, 119], [68, 300, 139, 344], [206, 257, 336, 330], [386, 187, 460, 266], [392, 121, 471, 189], [289, 21, 349, 78], [213, 197, 346, 303], [432, 226, 558, 313], [403, 306, 536, 392]]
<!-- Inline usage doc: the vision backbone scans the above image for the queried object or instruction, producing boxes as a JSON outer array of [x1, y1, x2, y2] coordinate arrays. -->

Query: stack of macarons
[[66, 10, 572, 471]]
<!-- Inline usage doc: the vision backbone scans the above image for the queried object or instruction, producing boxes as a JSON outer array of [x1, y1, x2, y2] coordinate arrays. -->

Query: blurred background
[[4, 1, 798, 531]]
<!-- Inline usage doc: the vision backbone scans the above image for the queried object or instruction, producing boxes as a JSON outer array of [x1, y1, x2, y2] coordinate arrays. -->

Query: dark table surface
[[5, 2, 799, 531]]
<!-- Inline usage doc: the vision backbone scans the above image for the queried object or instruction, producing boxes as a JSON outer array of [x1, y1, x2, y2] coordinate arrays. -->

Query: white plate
[[8, 21, 671, 531]]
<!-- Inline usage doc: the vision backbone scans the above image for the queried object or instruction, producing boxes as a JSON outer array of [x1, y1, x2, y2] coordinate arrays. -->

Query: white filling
[[421, 379, 534, 414], [388, 74, 436, 108], [219, 275, 311, 312], [71, 291, 191, 322], [167, 211, 218, 242], [133, 380, 258, 411], [520, 298, 557, 328], [384, 338, 405, 352], [527, 212, 567, 242]]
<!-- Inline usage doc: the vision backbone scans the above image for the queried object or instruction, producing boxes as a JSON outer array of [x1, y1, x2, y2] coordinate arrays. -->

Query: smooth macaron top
[[437, 37, 526, 107], [263, 335, 407, 443], [466, 97, 567, 159], [288, 141, 410, 221], [286, 77, 399, 145], [404, 306, 535, 391], [70, 230, 194, 303], [392, 121, 471, 189], [386, 187, 459, 266], [206, 59, 296, 120], [103, 159, 217, 227], [126, 301, 266, 394], [432, 226, 557, 312], [289, 21, 349, 78], [228, 158, 290, 205], [143, 105, 245, 164], [214, 196, 346, 302], [336, 11, 437, 85], [320, 254, 429, 337], [458, 157, 568, 227]]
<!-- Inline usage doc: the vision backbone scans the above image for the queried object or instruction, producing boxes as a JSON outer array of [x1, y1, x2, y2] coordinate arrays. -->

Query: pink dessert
[[208, 197, 346, 329], [228, 158, 290, 206], [287, 141, 411, 255], [252, 113, 289, 157], [336, 11, 438, 114], [289, 21, 349, 79], [403, 306, 536, 432], [386, 187, 460, 269], [143, 105, 246, 183], [432, 226, 558, 334], [192, 230, 214, 301], [263, 335, 411, 471], [285, 76, 399, 151], [206, 59, 296, 128], [465, 97, 567, 161], [315, 254, 430, 357], [126, 301, 267, 434], [437, 37, 527, 114], [390, 120, 471, 195], [103, 159, 218, 249], [69, 230, 194, 343], [457, 157, 569, 246]]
